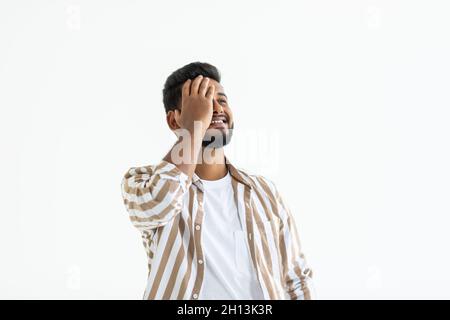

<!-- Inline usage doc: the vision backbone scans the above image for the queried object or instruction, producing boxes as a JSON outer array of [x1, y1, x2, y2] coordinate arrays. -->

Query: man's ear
[[166, 109, 181, 131]]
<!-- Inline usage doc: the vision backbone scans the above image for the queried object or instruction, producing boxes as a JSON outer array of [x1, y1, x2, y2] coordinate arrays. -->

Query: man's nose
[[212, 99, 224, 113]]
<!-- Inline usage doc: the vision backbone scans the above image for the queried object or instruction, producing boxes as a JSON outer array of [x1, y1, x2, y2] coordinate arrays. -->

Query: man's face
[[201, 79, 234, 148]]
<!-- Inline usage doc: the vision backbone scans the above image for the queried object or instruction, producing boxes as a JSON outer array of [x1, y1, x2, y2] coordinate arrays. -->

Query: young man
[[121, 62, 313, 300]]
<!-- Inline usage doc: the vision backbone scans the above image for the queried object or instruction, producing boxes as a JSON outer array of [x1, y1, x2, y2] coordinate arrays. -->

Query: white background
[[1, 0, 449, 299]]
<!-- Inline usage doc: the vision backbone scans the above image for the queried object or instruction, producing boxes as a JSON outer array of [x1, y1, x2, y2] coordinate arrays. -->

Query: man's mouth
[[208, 116, 228, 128]]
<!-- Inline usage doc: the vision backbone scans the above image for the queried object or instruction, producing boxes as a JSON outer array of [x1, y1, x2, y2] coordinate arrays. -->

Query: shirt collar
[[191, 156, 253, 191]]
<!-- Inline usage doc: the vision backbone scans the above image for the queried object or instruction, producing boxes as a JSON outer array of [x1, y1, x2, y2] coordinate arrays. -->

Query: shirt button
[[193, 293, 198, 299], [198, 259, 203, 264], [195, 225, 201, 230]]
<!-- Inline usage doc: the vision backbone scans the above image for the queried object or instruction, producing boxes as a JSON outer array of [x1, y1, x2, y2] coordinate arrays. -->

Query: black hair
[[162, 61, 221, 113]]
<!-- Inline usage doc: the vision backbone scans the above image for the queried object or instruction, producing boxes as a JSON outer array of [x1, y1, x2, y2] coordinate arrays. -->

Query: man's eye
[[218, 100, 227, 104]]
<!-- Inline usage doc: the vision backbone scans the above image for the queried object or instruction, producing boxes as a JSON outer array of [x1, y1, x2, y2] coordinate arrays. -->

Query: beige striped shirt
[[121, 159, 313, 300]]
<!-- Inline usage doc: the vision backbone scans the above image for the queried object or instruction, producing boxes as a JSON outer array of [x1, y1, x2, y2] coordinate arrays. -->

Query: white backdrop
[[1, 0, 450, 299]]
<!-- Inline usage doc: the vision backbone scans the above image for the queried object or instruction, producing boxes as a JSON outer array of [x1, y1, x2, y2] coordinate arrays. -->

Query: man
[[121, 62, 313, 300]]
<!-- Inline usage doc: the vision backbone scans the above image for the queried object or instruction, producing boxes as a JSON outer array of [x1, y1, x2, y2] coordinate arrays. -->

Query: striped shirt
[[121, 159, 313, 300]]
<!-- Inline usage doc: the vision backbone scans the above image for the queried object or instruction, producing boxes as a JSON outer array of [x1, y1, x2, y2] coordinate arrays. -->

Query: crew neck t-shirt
[[198, 171, 265, 300]]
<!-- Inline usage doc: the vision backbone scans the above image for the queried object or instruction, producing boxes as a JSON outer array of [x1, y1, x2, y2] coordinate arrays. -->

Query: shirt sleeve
[[121, 160, 191, 232], [274, 184, 315, 300]]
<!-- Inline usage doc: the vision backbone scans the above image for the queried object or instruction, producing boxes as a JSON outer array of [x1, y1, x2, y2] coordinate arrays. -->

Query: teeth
[[211, 120, 224, 124]]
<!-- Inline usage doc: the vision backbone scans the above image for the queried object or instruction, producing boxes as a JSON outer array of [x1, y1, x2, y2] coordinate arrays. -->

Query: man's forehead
[[209, 79, 226, 95]]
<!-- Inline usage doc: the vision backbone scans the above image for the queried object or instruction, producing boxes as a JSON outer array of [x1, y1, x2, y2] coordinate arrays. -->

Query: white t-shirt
[[198, 171, 265, 300]]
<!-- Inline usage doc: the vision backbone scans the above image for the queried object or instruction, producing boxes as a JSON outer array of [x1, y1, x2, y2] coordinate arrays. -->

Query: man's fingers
[[199, 77, 210, 97], [205, 84, 215, 101], [182, 79, 191, 97], [190, 75, 203, 95]]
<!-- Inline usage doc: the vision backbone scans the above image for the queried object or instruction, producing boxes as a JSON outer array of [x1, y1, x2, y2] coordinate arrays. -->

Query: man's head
[[163, 62, 234, 148]]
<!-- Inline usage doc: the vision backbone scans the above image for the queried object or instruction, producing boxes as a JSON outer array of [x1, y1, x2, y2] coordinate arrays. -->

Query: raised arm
[[121, 75, 215, 232]]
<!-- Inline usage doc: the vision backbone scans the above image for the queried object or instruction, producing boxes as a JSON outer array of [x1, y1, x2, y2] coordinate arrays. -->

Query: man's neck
[[195, 147, 228, 181]]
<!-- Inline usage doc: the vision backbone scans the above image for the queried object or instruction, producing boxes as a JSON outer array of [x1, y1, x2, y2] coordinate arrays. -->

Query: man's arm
[[121, 76, 215, 232], [163, 75, 215, 178], [121, 161, 190, 232]]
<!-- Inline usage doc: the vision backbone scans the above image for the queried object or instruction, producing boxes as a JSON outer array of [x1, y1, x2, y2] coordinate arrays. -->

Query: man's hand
[[163, 75, 215, 178], [175, 75, 215, 135]]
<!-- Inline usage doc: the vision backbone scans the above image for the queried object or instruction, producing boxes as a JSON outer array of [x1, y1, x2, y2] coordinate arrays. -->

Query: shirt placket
[[190, 186, 205, 300]]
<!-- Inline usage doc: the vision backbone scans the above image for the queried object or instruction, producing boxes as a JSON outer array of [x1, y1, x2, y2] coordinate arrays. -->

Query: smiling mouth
[[208, 116, 228, 128]]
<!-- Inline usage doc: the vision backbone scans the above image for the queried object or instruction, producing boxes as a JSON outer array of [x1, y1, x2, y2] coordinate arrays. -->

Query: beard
[[201, 122, 234, 148]]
